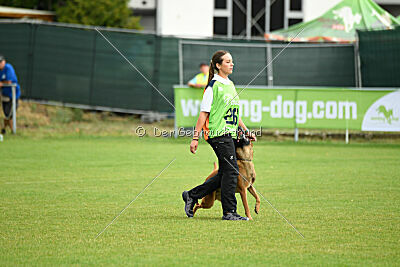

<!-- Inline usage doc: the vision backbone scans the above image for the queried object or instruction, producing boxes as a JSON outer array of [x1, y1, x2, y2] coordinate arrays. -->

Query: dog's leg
[[193, 203, 201, 214], [239, 189, 252, 220], [193, 162, 218, 216], [193, 191, 216, 215], [248, 185, 261, 214]]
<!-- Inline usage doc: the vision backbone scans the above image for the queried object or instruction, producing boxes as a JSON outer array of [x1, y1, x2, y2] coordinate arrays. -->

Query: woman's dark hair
[[207, 50, 229, 85]]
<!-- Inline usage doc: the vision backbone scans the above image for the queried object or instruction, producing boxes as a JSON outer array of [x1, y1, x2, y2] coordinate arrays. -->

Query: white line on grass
[[95, 158, 176, 239], [95, 28, 176, 110], [224, 157, 305, 238]]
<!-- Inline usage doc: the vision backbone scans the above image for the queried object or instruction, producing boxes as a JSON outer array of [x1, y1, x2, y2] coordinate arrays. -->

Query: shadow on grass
[[165, 215, 221, 221]]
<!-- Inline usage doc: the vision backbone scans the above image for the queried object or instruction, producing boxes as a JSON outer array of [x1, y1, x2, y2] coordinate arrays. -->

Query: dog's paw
[[254, 204, 260, 214]]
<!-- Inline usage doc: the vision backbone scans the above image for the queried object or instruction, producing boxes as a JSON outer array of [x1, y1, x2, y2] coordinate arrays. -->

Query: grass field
[[1, 135, 399, 265]]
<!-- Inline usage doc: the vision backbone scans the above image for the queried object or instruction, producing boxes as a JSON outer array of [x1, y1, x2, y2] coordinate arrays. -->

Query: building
[[129, 0, 400, 39]]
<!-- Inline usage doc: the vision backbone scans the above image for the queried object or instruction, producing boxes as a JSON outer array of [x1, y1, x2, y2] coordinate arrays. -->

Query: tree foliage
[[55, 0, 142, 29]]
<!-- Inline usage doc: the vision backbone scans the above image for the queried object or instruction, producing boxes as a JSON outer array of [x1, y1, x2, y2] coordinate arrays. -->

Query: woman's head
[[207, 50, 234, 84]]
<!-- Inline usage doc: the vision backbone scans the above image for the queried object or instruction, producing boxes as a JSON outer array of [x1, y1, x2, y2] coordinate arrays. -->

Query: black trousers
[[2, 98, 18, 120], [189, 134, 239, 214]]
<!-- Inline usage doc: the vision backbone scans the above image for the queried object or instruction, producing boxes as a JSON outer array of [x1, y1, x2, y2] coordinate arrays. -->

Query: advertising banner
[[174, 86, 400, 131]]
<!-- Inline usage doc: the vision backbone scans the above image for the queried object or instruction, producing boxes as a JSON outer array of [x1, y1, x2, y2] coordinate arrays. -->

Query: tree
[[56, 0, 142, 30]]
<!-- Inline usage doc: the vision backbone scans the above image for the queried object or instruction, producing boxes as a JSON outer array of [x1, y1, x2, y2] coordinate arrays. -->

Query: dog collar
[[237, 158, 252, 162]]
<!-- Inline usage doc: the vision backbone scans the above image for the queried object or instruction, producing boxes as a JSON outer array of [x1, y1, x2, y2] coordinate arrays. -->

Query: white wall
[[129, 0, 156, 9], [156, 0, 214, 38], [303, 0, 342, 22]]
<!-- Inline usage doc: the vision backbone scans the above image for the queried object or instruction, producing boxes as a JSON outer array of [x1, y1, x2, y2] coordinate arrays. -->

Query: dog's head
[[235, 127, 253, 160], [235, 126, 251, 147]]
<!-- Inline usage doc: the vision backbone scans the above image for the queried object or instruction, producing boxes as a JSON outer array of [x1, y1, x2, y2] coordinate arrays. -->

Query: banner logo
[[362, 91, 400, 131], [377, 105, 394, 124], [333, 6, 362, 33]]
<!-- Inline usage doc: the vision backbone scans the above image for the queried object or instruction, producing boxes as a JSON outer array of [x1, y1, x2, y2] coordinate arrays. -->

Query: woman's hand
[[190, 112, 209, 154], [190, 140, 198, 154], [238, 117, 256, 141]]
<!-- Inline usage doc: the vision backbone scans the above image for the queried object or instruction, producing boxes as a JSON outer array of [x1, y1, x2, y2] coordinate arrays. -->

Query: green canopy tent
[[265, 0, 400, 42]]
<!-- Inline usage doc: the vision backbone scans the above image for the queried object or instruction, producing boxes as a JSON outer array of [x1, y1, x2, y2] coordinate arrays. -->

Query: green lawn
[[1, 136, 399, 265]]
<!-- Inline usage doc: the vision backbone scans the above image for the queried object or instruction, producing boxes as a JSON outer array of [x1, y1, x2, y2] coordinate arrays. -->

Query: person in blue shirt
[[0, 55, 20, 134]]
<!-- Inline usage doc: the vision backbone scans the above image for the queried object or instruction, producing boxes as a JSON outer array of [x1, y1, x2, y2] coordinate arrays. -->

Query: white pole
[[178, 40, 183, 85], [284, 0, 289, 29], [265, 0, 271, 33], [156, 0, 162, 36], [227, 0, 233, 39], [174, 115, 178, 139], [266, 44, 273, 86], [12, 84, 16, 134], [355, 32, 362, 88], [246, 0, 252, 40], [345, 100, 349, 144]]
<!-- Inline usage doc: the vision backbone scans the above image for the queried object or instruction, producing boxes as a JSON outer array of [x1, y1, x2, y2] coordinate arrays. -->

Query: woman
[[182, 50, 256, 221]]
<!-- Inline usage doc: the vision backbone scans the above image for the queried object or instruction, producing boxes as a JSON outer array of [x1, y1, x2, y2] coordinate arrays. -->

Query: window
[[289, 18, 302, 26], [290, 0, 302, 11], [215, 0, 227, 9], [214, 17, 228, 35]]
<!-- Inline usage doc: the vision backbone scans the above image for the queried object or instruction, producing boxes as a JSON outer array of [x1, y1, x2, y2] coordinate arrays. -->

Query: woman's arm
[[239, 117, 257, 141], [190, 111, 209, 154], [238, 117, 248, 131]]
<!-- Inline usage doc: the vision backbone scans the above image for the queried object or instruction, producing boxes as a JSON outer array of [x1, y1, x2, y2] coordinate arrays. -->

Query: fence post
[[27, 23, 37, 98], [151, 35, 162, 111], [178, 40, 183, 85], [174, 115, 178, 138], [294, 89, 298, 142], [355, 31, 362, 88], [266, 44, 273, 86], [12, 85, 16, 134], [345, 97, 349, 144], [88, 29, 97, 106]]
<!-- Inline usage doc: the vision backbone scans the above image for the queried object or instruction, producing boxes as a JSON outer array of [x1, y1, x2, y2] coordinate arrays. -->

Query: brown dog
[[193, 136, 261, 220]]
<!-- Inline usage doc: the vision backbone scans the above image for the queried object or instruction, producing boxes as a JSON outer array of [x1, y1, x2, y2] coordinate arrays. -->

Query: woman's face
[[217, 53, 234, 76]]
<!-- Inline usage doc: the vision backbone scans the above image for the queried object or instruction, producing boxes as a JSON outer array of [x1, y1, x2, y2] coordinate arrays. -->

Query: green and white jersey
[[201, 74, 240, 140]]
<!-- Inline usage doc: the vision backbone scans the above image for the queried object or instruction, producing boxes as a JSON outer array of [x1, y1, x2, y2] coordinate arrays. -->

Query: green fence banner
[[174, 86, 400, 131]]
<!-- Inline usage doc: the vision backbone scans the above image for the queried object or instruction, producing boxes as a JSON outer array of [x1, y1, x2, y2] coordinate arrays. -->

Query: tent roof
[[265, 0, 400, 43]]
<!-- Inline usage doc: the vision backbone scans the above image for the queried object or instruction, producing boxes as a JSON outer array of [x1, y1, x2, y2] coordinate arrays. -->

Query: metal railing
[[1, 83, 17, 134]]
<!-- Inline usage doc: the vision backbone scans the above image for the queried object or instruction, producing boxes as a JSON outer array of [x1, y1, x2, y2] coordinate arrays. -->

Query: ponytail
[[206, 50, 229, 87], [206, 61, 214, 86]]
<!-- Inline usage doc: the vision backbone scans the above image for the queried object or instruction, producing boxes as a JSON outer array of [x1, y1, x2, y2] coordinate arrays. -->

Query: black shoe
[[1, 128, 5, 134], [182, 191, 197, 218], [222, 212, 249, 221]]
